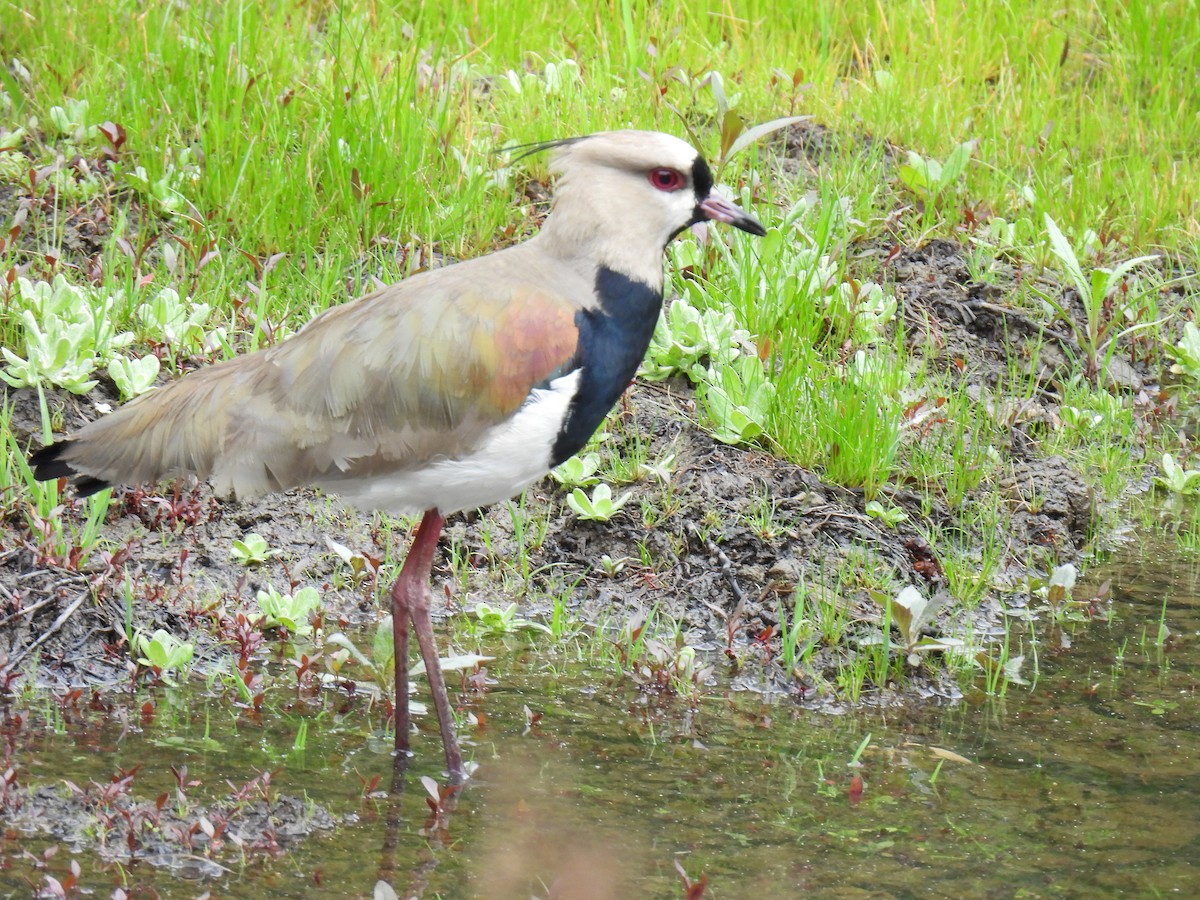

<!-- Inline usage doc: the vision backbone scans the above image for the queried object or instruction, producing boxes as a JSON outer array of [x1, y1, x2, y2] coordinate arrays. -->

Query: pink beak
[[699, 194, 766, 236]]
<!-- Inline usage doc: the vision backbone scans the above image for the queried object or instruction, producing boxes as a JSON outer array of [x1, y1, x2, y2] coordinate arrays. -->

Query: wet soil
[[5, 783, 335, 878]]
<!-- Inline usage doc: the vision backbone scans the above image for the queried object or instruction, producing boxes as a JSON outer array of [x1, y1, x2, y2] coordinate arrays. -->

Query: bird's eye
[[648, 167, 686, 192]]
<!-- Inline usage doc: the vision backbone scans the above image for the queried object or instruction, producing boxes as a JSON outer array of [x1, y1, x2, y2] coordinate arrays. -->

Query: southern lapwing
[[29, 130, 766, 778]]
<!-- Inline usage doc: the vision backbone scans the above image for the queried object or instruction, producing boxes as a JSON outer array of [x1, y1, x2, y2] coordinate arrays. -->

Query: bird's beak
[[699, 193, 766, 236]]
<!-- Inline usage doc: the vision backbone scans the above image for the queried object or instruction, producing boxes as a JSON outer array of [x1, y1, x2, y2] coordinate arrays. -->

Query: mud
[[4, 783, 335, 878]]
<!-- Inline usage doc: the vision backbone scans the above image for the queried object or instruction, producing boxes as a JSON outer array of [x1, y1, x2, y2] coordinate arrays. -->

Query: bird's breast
[[550, 267, 663, 465]]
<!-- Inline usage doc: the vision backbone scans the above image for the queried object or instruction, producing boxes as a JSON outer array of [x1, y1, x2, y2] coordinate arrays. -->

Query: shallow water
[[2, 530, 1198, 898]]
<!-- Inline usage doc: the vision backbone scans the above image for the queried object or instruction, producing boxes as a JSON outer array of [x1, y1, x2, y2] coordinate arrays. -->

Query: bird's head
[[524, 130, 765, 282]]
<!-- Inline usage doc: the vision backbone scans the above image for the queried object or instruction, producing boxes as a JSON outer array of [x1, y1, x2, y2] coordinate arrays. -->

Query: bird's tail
[[29, 359, 256, 497]]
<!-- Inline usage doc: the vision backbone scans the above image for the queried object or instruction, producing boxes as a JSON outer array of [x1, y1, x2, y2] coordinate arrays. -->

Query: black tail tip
[[29, 441, 112, 498], [29, 441, 74, 480]]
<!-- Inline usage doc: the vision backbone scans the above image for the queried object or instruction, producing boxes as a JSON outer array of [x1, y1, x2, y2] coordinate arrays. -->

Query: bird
[[29, 130, 766, 779]]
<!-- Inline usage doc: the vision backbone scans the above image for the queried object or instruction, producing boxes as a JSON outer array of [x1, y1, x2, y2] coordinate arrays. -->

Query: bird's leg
[[388, 508, 466, 779], [391, 599, 412, 755], [409, 575, 467, 779], [390, 509, 445, 757]]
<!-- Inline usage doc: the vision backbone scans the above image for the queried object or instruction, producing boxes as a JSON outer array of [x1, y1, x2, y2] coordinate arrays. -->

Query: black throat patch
[[673, 155, 716, 239], [691, 155, 714, 202], [550, 268, 663, 466]]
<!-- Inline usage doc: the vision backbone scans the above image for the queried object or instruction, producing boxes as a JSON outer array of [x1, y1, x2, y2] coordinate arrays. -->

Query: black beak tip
[[697, 195, 767, 238]]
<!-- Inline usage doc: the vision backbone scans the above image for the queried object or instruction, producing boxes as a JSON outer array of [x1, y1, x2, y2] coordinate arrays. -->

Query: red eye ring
[[648, 167, 686, 192]]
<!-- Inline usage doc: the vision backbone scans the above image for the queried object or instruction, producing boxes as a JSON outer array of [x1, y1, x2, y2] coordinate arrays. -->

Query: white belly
[[327, 370, 580, 515]]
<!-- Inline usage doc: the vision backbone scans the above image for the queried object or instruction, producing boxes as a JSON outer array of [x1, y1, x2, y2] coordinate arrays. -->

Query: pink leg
[[389, 509, 465, 778], [410, 576, 466, 779], [391, 588, 413, 753]]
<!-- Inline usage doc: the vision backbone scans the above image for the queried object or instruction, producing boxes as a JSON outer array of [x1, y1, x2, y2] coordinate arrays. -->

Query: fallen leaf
[[930, 746, 975, 765]]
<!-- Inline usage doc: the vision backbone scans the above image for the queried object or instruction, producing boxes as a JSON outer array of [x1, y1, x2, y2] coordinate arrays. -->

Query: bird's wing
[[247, 264, 583, 485], [273, 273, 580, 430]]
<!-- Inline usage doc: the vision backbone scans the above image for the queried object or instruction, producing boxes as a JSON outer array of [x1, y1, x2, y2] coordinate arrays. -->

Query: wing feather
[[239, 258, 582, 488]]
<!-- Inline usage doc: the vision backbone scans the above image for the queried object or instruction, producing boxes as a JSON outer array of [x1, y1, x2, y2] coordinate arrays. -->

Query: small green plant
[[290, 719, 309, 753], [0, 126, 27, 151], [1176, 503, 1200, 554], [326, 621, 399, 699], [806, 351, 905, 496], [1035, 215, 1163, 385], [544, 587, 584, 642], [640, 289, 748, 381], [605, 610, 710, 698], [873, 586, 959, 666], [598, 554, 629, 577], [255, 585, 321, 635], [1041, 563, 1077, 621], [470, 601, 552, 637], [47, 97, 100, 145], [744, 490, 794, 540], [897, 140, 977, 207], [1132, 697, 1179, 717], [136, 288, 225, 357], [550, 452, 602, 488], [634, 451, 677, 483], [865, 500, 907, 527], [830, 280, 897, 346], [1166, 321, 1200, 382], [694, 355, 775, 445], [1, 310, 104, 393], [567, 483, 632, 521], [501, 57, 583, 99], [230, 532, 279, 565], [1153, 453, 1200, 495], [975, 640, 1029, 695], [969, 215, 1038, 258], [0, 276, 135, 394], [120, 148, 201, 214], [1155, 594, 1171, 650], [135, 629, 195, 684], [1058, 405, 1104, 432], [505, 493, 551, 585], [325, 537, 380, 587], [778, 589, 816, 675], [107, 354, 160, 400], [327, 620, 492, 707]]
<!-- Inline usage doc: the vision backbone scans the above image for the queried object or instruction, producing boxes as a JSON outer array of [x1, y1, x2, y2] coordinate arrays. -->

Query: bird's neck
[[529, 182, 670, 291], [530, 221, 667, 292]]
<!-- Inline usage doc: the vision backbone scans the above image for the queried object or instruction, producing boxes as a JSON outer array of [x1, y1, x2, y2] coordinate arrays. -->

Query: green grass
[[5, 2, 1198, 268]]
